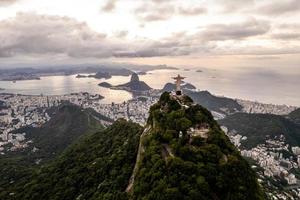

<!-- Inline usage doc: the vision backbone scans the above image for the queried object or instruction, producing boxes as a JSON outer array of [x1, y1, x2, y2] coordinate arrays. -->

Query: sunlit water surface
[[0, 68, 299, 106]]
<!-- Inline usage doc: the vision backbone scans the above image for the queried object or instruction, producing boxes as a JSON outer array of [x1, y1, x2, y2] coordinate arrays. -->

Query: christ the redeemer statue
[[172, 74, 186, 95]]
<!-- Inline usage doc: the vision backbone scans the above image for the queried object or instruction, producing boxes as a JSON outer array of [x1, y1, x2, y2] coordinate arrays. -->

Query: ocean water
[[0, 68, 299, 106], [0, 74, 132, 104], [140, 68, 300, 106]]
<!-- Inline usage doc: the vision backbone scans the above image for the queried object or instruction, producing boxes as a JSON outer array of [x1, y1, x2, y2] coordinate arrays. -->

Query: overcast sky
[[0, 0, 300, 70]]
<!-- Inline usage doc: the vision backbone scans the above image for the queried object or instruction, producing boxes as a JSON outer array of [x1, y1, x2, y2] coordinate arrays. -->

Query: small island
[[76, 74, 88, 78], [113, 73, 152, 92], [0, 88, 4, 91], [196, 69, 203, 72], [76, 71, 112, 79], [102, 73, 152, 93], [98, 82, 112, 88]]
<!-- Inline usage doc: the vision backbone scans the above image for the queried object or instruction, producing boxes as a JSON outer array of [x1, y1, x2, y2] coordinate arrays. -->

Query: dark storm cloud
[[197, 19, 270, 41]]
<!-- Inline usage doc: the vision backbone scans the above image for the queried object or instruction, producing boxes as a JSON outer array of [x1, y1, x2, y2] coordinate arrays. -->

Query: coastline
[[0, 64, 177, 82]]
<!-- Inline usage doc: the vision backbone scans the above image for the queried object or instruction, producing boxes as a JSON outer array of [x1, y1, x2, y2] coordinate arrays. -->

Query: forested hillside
[[288, 108, 300, 124], [0, 103, 107, 196], [131, 92, 265, 200], [219, 113, 300, 149], [1, 119, 143, 200], [1, 94, 266, 200]]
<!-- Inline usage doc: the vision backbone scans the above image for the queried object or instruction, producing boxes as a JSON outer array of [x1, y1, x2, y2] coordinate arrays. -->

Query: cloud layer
[[101, 0, 117, 12], [0, 0, 18, 7], [197, 19, 270, 41], [257, 0, 300, 15], [0, 0, 300, 63], [0, 13, 117, 58]]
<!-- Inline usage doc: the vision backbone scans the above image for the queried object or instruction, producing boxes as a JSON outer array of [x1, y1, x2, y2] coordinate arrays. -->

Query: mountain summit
[[130, 73, 140, 82], [128, 92, 265, 199]]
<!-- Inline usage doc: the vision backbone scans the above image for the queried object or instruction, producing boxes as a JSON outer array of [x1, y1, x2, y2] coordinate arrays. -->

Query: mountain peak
[[130, 92, 265, 199], [130, 72, 140, 82], [115, 73, 151, 92]]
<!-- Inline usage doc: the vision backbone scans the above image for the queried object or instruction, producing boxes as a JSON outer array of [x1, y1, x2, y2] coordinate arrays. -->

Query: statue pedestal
[[176, 91, 182, 95]]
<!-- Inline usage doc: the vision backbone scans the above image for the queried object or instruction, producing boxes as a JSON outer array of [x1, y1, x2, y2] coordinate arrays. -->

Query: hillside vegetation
[[1, 94, 266, 200], [288, 108, 300, 124], [0, 103, 107, 195], [1, 119, 143, 200], [131, 92, 264, 200], [219, 113, 300, 149]]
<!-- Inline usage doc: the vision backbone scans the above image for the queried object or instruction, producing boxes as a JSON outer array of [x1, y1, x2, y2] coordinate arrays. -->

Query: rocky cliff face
[[130, 73, 140, 82]]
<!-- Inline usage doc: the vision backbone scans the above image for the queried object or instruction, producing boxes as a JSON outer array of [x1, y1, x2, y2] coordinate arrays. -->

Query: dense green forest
[[288, 108, 300, 124], [0, 119, 143, 200], [0, 94, 266, 199], [0, 103, 107, 196], [131, 92, 265, 200], [219, 112, 300, 149]]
